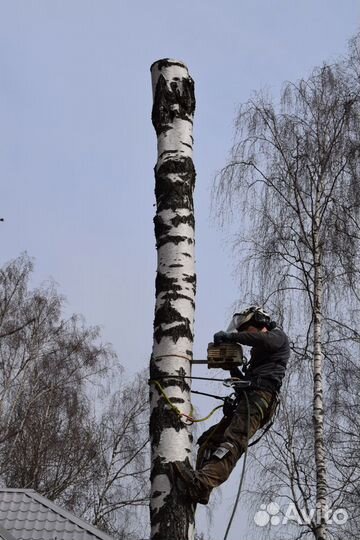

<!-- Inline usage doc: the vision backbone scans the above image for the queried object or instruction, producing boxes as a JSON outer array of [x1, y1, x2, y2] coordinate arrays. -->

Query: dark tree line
[[0, 254, 149, 540]]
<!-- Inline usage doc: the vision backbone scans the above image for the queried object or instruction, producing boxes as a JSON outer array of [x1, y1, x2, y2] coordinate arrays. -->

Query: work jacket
[[231, 327, 290, 393]]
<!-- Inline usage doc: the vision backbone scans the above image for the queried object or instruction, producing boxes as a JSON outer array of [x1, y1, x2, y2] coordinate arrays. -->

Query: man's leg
[[192, 390, 273, 497], [196, 415, 231, 469]]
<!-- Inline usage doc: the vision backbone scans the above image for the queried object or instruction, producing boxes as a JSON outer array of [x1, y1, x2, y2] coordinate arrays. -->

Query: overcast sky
[[1, 2, 359, 538]]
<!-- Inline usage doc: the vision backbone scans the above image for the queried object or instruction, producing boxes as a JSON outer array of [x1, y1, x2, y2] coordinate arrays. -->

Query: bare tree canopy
[[0, 254, 149, 540], [214, 34, 360, 540]]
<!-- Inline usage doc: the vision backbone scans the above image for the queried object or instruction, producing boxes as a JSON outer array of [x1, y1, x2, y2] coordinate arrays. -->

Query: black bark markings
[[154, 300, 184, 325], [157, 235, 192, 249], [154, 300, 193, 344], [155, 273, 181, 296], [152, 73, 195, 136], [156, 157, 195, 182], [155, 274, 195, 309], [155, 163, 196, 214], [150, 364, 190, 393], [160, 291, 195, 310], [171, 213, 195, 228], [159, 149, 177, 160], [181, 142, 193, 150], [154, 321, 193, 344], [150, 457, 195, 540], [183, 274, 196, 295], [149, 396, 186, 447], [170, 397, 185, 404], [154, 214, 195, 236], [149, 365, 191, 447], [154, 215, 172, 239], [154, 215, 195, 249]]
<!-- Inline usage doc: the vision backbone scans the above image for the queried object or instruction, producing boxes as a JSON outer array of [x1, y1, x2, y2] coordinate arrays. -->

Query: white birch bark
[[312, 223, 327, 540], [150, 59, 196, 540]]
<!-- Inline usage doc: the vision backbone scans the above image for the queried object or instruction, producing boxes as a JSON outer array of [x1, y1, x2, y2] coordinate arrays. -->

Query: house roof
[[0, 489, 115, 540], [0, 523, 16, 540]]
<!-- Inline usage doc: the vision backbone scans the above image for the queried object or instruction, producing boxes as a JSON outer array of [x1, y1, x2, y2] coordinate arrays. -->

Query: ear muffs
[[252, 310, 270, 325], [251, 310, 276, 330], [253, 311, 264, 323], [268, 321, 277, 330]]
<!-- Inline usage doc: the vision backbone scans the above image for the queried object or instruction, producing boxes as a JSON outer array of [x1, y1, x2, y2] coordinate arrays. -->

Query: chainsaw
[[192, 342, 244, 370]]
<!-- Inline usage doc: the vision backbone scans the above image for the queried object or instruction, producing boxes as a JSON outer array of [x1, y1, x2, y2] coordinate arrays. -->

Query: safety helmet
[[227, 306, 271, 332]]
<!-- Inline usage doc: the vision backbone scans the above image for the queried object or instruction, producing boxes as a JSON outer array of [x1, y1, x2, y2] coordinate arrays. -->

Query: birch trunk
[[150, 59, 196, 540], [312, 227, 327, 540]]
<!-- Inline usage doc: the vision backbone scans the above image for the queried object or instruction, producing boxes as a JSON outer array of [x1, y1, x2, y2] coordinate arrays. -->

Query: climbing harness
[[149, 373, 251, 424]]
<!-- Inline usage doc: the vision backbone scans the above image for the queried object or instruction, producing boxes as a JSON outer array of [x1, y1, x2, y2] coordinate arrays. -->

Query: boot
[[171, 461, 211, 505]]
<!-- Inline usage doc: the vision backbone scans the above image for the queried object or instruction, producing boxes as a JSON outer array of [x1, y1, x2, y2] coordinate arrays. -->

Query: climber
[[173, 305, 290, 504]]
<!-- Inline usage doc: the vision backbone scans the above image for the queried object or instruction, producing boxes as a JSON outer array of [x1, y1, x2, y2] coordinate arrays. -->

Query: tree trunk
[[150, 59, 196, 540], [312, 230, 327, 540]]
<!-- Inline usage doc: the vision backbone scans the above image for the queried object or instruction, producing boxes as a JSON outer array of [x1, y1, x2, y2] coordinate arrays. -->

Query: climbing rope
[[223, 390, 250, 540]]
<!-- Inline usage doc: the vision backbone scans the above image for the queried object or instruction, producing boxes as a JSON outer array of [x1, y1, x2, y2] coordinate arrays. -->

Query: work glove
[[213, 331, 237, 345], [230, 366, 243, 378], [222, 395, 238, 417]]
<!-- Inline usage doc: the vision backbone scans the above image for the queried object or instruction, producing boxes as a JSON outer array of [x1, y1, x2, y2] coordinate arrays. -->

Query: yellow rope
[[150, 380, 222, 424], [151, 380, 182, 416], [190, 404, 223, 423]]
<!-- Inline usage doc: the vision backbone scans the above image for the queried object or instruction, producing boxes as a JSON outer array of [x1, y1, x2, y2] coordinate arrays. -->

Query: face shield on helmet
[[226, 306, 271, 332]]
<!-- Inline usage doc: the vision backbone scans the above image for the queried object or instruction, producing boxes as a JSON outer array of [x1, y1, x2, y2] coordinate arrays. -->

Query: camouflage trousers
[[194, 388, 277, 502]]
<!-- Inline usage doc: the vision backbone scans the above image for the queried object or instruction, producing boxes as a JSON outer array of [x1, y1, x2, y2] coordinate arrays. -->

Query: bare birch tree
[[150, 59, 196, 540], [214, 41, 360, 540], [86, 372, 150, 540], [0, 254, 112, 502], [0, 255, 152, 540]]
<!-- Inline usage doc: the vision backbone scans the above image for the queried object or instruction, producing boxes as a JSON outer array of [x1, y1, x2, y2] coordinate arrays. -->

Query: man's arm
[[214, 328, 286, 352]]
